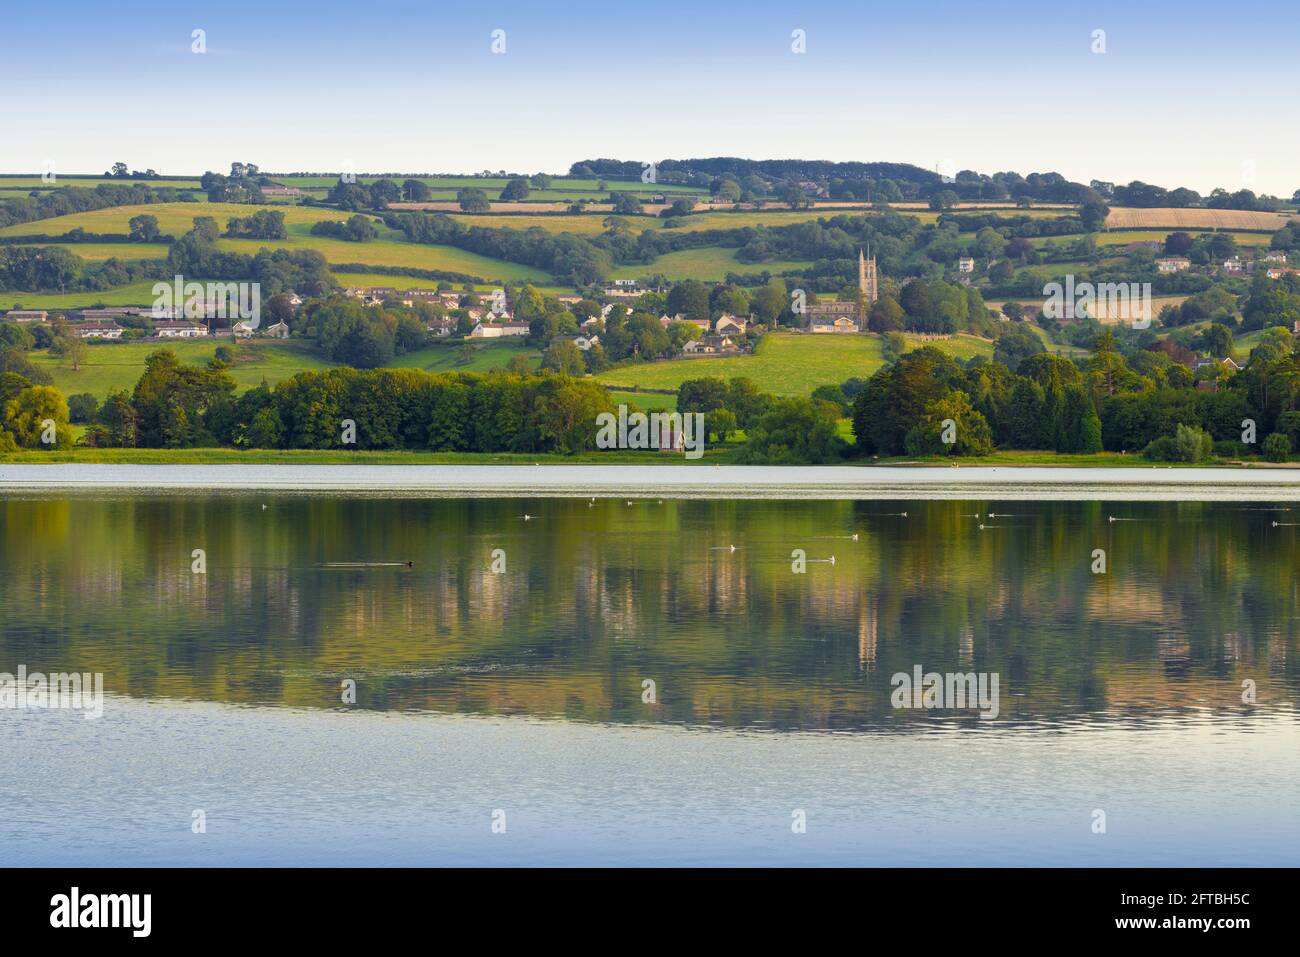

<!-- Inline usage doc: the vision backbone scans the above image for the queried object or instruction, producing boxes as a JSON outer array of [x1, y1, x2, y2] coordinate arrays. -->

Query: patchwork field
[[595, 332, 994, 396], [1104, 207, 1290, 232]]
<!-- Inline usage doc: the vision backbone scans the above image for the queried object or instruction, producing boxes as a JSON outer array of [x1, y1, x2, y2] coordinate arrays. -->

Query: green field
[[388, 339, 540, 374], [9, 242, 170, 262], [1, 280, 170, 310], [24, 337, 544, 400], [608, 248, 812, 281], [1095, 229, 1274, 247], [28, 339, 333, 398], [0, 201, 353, 237], [595, 332, 994, 396]]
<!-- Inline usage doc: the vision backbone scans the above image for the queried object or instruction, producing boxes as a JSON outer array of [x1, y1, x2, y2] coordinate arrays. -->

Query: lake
[[2, 493, 1297, 865]]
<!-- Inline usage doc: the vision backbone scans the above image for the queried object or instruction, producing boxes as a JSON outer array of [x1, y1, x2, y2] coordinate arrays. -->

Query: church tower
[[859, 247, 878, 311]]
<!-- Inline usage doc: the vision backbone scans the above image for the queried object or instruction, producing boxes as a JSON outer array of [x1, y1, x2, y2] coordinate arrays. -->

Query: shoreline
[[4, 463, 1300, 499]]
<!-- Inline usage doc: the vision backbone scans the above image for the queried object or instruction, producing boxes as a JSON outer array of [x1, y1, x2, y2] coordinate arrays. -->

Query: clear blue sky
[[3, 0, 1295, 195]]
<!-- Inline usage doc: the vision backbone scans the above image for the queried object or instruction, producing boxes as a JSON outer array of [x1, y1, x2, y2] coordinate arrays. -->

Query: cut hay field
[[608, 248, 812, 281], [595, 332, 994, 397], [1105, 207, 1290, 232]]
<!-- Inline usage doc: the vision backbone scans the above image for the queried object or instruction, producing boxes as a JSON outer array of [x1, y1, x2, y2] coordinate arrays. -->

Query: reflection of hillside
[[1, 497, 1298, 731]]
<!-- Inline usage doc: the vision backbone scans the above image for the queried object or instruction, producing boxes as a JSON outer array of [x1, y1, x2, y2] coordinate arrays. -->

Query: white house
[[1156, 257, 1192, 274], [77, 322, 123, 339], [810, 316, 859, 334], [154, 321, 209, 338], [958, 256, 976, 274]]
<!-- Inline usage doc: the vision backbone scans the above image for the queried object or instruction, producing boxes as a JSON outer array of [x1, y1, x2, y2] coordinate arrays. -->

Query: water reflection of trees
[[1, 495, 1296, 730]]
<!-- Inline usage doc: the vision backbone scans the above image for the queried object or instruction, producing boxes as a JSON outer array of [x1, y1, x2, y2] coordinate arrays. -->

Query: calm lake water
[[2, 494, 1297, 865]]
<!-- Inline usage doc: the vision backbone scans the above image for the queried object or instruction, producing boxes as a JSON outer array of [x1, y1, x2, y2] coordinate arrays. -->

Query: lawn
[[595, 332, 994, 396]]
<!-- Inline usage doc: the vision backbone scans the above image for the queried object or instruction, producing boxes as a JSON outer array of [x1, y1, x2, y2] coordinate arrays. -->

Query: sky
[[2, 0, 1297, 195]]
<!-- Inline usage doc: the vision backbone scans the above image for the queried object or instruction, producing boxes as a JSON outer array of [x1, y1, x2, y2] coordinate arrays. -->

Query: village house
[[958, 256, 976, 274], [468, 321, 529, 339], [265, 320, 291, 339], [810, 315, 860, 334], [683, 334, 740, 355], [1263, 251, 1288, 264], [4, 309, 47, 322], [580, 315, 601, 331], [1193, 356, 1241, 373], [1222, 257, 1246, 274], [558, 334, 599, 351], [232, 321, 256, 339], [556, 294, 584, 305], [663, 315, 710, 333], [260, 185, 304, 200], [1267, 267, 1296, 280], [1156, 257, 1192, 274], [77, 322, 123, 339], [714, 314, 748, 335], [154, 320, 209, 339], [425, 318, 455, 337]]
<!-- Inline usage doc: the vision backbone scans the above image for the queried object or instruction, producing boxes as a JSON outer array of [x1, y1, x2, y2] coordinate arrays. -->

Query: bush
[[1143, 423, 1214, 463], [1262, 432, 1290, 463]]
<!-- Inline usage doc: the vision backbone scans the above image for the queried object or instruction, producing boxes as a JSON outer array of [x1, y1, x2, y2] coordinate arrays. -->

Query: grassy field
[[215, 233, 551, 283], [24, 337, 545, 400], [595, 332, 994, 396], [9, 242, 169, 262], [1, 280, 173, 310], [28, 339, 333, 398], [0, 202, 352, 237], [608, 248, 812, 281], [0, 446, 739, 465], [388, 340, 540, 374], [1095, 229, 1276, 248], [0, 176, 203, 191]]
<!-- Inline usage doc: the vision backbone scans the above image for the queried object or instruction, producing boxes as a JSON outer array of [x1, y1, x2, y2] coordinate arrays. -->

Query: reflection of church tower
[[858, 247, 878, 311]]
